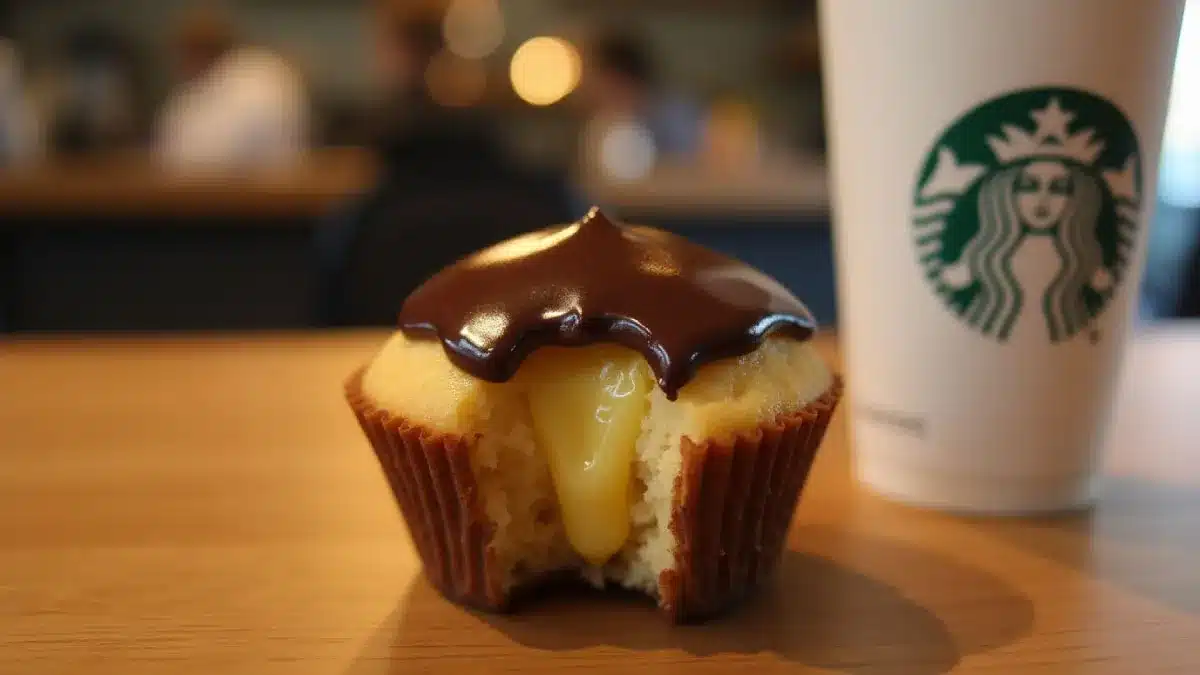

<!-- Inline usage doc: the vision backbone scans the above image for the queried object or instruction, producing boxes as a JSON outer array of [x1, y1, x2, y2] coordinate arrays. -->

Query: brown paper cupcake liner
[[346, 371, 507, 610], [345, 369, 842, 622], [662, 377, 842, 622]]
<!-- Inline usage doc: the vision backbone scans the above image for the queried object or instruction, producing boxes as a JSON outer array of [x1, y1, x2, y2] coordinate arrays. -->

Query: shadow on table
[[346, 527, 1033, 675], [967, 476, 1200, 616]]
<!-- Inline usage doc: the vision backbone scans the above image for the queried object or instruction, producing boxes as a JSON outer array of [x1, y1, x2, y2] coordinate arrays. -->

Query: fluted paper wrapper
[[661, 378, 841, 622], [345, 371, 507, 610], [346, 369, 841, 622]]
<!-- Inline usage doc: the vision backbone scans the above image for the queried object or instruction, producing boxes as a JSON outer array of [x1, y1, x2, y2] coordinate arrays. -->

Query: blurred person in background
[[0, 39, 42, 166], [315, 0, 578, 326], [577, 26, 703, 180], [43, 25, 142, 156], [155, 5, 309, 170]]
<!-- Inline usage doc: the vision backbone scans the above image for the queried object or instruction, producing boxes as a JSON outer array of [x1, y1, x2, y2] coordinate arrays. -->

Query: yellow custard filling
[[360, 332, 831, 569], [520, 345, 653, 564]]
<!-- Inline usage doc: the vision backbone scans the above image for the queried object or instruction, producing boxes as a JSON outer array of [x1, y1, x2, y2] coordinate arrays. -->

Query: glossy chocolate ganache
[[398, 208, 816, 399]]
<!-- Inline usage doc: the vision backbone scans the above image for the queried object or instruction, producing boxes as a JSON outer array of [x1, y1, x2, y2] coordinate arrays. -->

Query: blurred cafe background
[[0, 0, 1194, 333]]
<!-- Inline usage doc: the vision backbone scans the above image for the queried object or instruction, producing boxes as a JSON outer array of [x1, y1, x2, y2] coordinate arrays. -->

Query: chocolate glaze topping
[[398, 208, 816, 399]]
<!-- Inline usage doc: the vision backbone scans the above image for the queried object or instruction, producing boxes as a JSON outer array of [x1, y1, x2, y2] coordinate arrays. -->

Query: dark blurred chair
[[316, 110, 580, 326], [322, 178, 577, 327]]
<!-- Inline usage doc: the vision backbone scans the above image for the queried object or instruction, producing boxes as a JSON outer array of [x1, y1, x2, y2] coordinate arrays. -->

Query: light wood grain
[[1, 328, 1198, 674]]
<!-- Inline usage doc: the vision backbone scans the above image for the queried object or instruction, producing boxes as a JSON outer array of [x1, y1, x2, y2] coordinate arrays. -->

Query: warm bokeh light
[[509, 36, 581, 107], [703, 98, 762, 170], [443, 0, 505, 60], [599, 121, 657, 182], [424, 51, 487, 108]]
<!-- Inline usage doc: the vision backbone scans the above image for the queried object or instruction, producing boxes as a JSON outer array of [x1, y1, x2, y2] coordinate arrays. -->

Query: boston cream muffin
[[345, 208, 841, 622]]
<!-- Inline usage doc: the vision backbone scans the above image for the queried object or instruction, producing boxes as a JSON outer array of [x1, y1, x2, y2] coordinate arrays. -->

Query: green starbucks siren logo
[[913, 87, 1142, 343]]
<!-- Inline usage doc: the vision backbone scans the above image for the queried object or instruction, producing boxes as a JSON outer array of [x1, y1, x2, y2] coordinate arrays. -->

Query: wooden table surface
[[2, 328, 1198, 674]]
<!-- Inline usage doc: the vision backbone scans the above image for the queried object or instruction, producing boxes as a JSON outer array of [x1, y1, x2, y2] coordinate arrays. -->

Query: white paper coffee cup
[[820, 0, 1187, 512]]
